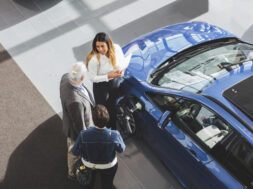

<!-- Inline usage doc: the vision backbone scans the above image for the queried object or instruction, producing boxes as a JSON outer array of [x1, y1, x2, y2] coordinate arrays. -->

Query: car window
[[176, 101, 230, 149], [147, 92, 230, 148], [156, 42, 253, 93], [225, 138, 253, 188], [213, 134, 253, 188], [146, 92, 182, 112]]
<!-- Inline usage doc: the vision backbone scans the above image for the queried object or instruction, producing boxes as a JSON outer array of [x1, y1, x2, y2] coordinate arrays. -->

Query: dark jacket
[[60, 73, 94, 140], [72, 126, 125, 164]]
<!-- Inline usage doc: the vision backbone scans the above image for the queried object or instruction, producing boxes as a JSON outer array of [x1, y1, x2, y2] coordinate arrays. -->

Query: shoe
[[68, 175, 76, 181]]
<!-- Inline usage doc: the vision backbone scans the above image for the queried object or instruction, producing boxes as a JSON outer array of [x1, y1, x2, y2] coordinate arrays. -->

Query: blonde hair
[[86, 32, 116, 70]]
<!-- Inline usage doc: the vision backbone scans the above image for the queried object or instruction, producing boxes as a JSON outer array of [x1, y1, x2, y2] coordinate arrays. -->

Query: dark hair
[[86, 32, 116, 69], [92, 32, 110, 52], [92, 104, 110, 128]]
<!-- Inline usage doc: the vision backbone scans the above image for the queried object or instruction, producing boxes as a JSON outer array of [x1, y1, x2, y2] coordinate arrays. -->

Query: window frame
[[146, 91, 232, 151], [212, 132, 253, 188]]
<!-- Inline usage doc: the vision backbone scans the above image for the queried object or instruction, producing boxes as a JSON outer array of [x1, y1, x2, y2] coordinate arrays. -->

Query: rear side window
[[225, 138, 253, 188]]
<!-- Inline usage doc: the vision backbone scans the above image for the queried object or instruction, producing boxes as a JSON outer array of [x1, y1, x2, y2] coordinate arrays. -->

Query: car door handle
[[186, 148, 200, 162]]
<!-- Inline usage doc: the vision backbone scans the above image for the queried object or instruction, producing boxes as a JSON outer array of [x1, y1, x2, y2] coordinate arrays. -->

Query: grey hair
[[69, 62, 87, 81]]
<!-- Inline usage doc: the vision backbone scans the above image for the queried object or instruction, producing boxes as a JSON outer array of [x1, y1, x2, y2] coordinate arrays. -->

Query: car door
[[144, 92, 245, 189], [209, 131, 253, 189]]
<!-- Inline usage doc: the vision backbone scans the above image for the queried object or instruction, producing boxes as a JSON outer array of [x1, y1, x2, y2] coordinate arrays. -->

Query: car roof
[[122, 21, 235, 81]]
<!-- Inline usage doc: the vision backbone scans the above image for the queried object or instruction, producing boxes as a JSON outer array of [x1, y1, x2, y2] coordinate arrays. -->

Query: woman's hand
[[108, 70, 123, 79]]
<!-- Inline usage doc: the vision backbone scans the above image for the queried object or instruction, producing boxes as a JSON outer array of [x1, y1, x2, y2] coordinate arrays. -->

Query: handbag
[[73, 159, 93, 186]]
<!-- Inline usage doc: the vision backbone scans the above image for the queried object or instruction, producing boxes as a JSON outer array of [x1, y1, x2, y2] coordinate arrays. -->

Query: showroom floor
[[0, 0, 252, 188]]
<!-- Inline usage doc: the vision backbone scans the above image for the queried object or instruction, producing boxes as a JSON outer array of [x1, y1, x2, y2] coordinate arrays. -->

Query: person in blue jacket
[[72, 104, 126, 189]]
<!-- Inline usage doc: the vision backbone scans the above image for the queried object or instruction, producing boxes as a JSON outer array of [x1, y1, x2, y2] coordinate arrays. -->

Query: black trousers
[[88, 163, 118, 189], [93, 78, 120, 129]]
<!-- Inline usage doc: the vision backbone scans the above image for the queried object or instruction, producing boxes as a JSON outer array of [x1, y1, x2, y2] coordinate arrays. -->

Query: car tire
[[116, 101, 136, 140]]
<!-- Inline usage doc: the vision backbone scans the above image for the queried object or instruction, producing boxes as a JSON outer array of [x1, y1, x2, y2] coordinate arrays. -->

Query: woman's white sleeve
[[87, 58, 108, 83], [115, 44, 131, 71]]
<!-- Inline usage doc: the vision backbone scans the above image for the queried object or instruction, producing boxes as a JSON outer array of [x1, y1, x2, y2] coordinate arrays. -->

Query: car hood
[[122, 21, 235, 81], [202, 61, 253, 127]]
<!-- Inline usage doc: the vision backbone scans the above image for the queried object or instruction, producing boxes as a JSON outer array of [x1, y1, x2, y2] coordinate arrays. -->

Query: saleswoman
[[86, 32, 130, 129]]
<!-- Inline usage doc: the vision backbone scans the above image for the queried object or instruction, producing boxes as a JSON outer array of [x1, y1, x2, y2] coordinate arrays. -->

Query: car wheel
[[116, 101, 136, 140]]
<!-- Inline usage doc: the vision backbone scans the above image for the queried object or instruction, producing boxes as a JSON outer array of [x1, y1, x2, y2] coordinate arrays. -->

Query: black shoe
[[68, 175, 76, 181]]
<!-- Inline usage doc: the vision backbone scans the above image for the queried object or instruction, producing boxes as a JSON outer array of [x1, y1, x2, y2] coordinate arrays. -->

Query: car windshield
[[156, 42, 253, 93]]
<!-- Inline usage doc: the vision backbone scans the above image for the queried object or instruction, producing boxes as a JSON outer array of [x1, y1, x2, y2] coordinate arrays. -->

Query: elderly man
[[60, 62, 95, 180]]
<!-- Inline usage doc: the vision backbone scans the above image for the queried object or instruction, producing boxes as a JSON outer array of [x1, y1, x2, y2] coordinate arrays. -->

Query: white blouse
[[87, 44, 131, 83]]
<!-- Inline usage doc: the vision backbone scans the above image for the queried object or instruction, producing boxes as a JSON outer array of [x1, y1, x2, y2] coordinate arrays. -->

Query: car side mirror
[[158, 111, 171, 129]]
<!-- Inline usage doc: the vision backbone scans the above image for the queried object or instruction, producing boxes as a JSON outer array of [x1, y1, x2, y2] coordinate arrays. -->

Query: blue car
[[116, 22, 253, 189]]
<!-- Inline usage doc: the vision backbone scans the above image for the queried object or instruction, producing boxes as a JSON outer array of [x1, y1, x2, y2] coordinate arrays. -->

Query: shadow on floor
[[0, 0, 208, 62], [0, 0, 62, 31], [0, 113, 182, 189], [72, 0, 209, 62], [14, 0, 62, 11], [0, 115, 84, 189], [118, 137, 184, 189]]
